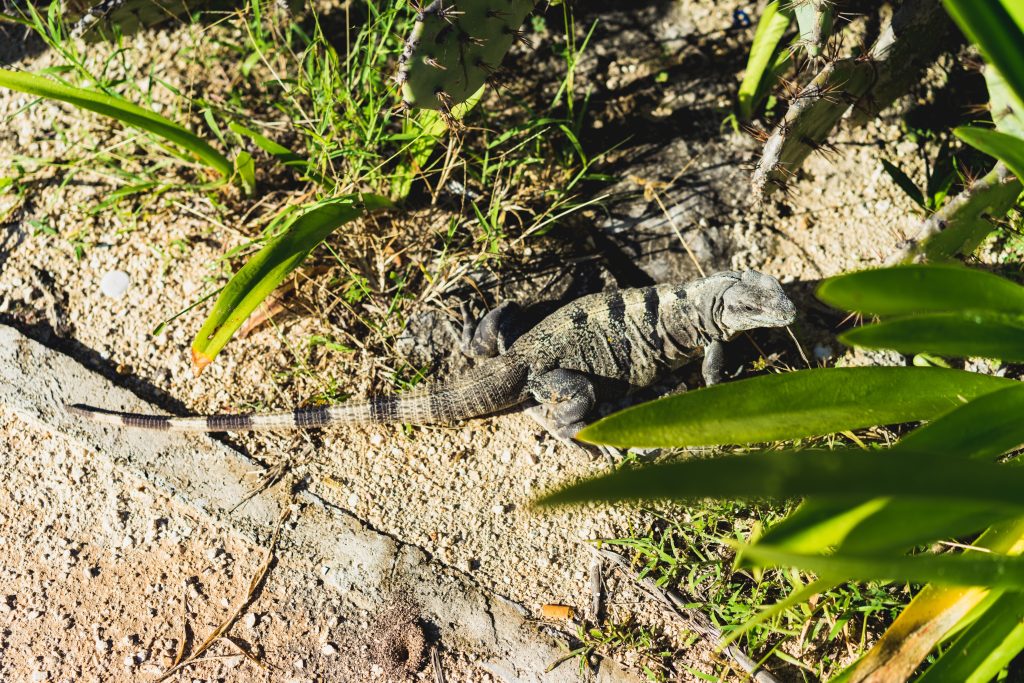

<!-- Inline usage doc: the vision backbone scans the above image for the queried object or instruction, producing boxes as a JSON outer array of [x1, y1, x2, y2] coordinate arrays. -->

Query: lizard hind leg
[[460, 300, 521, 359], [524, 369, 597, 442]]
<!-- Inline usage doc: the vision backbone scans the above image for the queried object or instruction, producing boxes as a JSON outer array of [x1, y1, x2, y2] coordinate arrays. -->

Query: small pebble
[[100, 270, 131, 299], [293, 657, 305, 670], [321, 643, 338, 656], [31, 671, 47, 682], [122, 655, 136, 668], [243, 613, 258, 629]]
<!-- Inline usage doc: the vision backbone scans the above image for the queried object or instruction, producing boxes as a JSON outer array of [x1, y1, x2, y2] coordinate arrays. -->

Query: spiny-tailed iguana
[[67, 270, 797, 440]]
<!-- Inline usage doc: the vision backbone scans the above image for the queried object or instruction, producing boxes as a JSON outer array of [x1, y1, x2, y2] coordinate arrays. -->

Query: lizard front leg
[[702, 340, 725, 386], [524, 369, 597, 441], [460, 301, 520, 359]]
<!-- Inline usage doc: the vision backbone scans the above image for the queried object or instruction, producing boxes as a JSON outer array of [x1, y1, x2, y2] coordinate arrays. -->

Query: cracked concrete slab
[[0, 324, 636, 682]]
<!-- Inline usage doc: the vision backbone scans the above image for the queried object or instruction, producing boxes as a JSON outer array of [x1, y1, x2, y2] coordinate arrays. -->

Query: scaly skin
[[67, 270, 797, 440]]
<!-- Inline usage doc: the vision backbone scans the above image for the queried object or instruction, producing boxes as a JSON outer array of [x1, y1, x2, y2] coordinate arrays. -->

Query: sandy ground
[[0, 1, 950, 680]]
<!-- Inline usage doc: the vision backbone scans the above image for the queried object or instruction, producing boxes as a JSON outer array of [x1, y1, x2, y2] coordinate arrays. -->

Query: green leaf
[[0, 68, 231, 177], [190, 194, 391, 372], [760, 386, 1024, 554], [817, 264, 1024, 316], [577, 367, 1013, 448], [955, 126, 1024, 183], [536, 449, 1024, 511], [942, 0, 1024, 111], [916, 592, 1024, 683], [880, 159, 926, 209], [737, 1, 793, 121], [897, 385, 1024, 459], [737, 543, 1024, 590], [841, 311, 1024, 362]]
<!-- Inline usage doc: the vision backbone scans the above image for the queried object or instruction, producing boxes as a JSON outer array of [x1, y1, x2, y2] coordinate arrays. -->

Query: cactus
[[58, 0, 301, 40], [395, 0, 535, 123], [891, 65, 1024, 263], [790, 0, 834, 58], [753, 0, 953, 198]]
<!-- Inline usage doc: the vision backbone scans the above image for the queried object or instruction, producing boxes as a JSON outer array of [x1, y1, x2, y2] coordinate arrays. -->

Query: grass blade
[[0, 67, 231, 177], [736, 544, 1024, 590], [817, 264, 1024, 316], [190, 194, 392, 373], [577, 367, 1013, 448], [536, 449, 1024, 511], [228, 121, 332, 188], [955, 126, 1024, 182], [840, 311, 1024, 362], [737, 1, 793, 121]]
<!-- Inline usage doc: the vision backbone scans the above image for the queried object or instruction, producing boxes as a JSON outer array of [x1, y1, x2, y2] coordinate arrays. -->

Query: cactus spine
[[395, 0, 536, 122]]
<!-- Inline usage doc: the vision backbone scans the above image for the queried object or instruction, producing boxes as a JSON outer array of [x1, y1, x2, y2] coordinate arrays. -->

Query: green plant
[[0, 67, 234, 179], [538, 264, 1024, 681], [190, 194, 391, 373], [894, 0, 1024, 262]]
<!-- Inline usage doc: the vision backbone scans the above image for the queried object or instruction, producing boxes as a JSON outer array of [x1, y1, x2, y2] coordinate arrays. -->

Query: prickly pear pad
[[397, 0, 536, 116]]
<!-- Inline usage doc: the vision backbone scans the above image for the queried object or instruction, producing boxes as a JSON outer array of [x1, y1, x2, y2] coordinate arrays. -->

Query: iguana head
[[718, 270, 796, 334]]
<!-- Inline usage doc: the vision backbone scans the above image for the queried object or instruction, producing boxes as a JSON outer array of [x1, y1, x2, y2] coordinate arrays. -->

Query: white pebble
[[31, 671, 47, 682], [100, 271, 131, 299], [491, 504, 505, 515], [321, 643, 338, 656], [293, 658, 305, 670], [243, 613, 258, 629], [346, 493, 358, 508]]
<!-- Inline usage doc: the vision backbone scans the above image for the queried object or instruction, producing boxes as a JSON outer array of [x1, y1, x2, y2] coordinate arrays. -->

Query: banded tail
[[67, 355, 528, 433]]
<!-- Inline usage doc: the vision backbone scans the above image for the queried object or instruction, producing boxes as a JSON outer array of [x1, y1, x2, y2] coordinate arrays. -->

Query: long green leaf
[[817, 264, 1024, 316], [837, 518, 1024, 683], [898, 384, 1024, 459], [942, 0, 1024, 110], [737, 544, 1024, 590], [191, 194, 391, 372], [577, 367, 1013, 448], [0, 68, 231, 177], [760, 386, 1024, 553], [738, 1, 793, 121], [916, 592, 1024, 683], [955, 126, 1024, 182], [841, 311, 1024, 362], [759, 497, 1014, 556], [536, 450, 1024, 510]]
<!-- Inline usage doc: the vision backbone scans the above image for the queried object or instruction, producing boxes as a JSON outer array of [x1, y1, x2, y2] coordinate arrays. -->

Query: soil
[[0, 1, 963, 681]]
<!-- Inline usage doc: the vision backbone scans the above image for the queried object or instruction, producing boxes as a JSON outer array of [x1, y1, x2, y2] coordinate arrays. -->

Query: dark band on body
[[369, 395, 399, 423], [206, 414, 254, 431], [122, 414, 172, 430], [294, 406, 330, 428]]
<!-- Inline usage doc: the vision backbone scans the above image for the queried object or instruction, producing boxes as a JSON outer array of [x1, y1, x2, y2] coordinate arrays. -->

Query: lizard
[[66, 270, 797, 440]]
